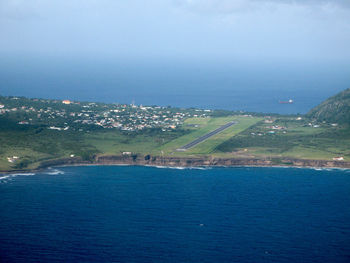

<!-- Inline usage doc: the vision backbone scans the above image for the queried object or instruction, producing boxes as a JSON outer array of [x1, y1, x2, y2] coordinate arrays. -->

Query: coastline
[[1, 155, 350, 174]]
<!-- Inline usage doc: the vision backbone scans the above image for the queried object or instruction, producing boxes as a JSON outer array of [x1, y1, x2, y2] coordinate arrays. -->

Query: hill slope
[[308, 88, 350, 124]]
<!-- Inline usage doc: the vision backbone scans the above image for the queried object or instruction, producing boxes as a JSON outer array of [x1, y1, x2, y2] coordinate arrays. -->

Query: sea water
[[1, 166, 350, 262], [1, 57, 350, 114]]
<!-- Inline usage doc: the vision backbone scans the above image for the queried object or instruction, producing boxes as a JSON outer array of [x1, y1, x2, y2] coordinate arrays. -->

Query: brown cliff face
[[2, 154, 348, 174], [92, 155, 350, 169], [17, 154, 348, 173]]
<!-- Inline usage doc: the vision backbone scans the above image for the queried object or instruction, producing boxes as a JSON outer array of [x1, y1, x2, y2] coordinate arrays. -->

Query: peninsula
[[1, 88, 349, 172]]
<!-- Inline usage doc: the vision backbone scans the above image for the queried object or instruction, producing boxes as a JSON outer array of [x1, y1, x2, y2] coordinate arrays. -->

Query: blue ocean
[[1, 57, 350, 114], [1, 166, 350, 262]]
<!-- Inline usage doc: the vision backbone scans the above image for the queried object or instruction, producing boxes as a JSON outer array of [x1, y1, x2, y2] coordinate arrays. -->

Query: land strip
[[176, 121, 237, 151], [159, 116, 261, 155]]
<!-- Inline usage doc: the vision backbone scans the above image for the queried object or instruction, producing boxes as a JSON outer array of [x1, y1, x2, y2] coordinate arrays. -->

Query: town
[[0, 96, 213, 132]]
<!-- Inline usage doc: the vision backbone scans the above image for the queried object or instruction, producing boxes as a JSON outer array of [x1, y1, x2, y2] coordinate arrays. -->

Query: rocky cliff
[[93, 155, 350, 169]]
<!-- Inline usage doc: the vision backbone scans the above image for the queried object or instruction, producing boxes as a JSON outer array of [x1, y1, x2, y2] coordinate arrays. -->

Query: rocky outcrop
[[3, 155, 349, 173], [93, 155, 350, 168]]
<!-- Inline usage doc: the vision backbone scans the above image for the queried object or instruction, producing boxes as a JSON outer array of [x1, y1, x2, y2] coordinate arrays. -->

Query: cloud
[[0, 0, 122, 20], [174, 0, 350, 14], [267, 0, 350, 7], [1, 0, 349, 61]]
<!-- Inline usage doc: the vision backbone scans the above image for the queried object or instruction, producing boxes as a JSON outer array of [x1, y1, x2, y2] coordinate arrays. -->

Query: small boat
[[279, 99, 294, 104]]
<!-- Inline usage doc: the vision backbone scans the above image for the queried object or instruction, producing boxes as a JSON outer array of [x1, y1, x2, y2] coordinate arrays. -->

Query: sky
[[1, 0, 350, 62]]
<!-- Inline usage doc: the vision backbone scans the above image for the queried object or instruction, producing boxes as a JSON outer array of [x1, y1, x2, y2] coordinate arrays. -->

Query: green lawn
[[215, 119, 350, 161], [0, 129, 98, 171], [84, 132, 169, 155], [159, 116, 262, 155]]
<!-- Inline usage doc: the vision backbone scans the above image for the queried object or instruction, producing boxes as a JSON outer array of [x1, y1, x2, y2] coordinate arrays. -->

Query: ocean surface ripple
[[0, 166, 350, 263]]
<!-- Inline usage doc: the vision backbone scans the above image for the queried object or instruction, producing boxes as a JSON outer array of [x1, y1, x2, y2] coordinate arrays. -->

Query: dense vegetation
[[308, 88, 350, 124]]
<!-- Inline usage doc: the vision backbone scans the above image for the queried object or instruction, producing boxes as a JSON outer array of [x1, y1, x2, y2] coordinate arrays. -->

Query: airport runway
[[177, 121, 237, 151]]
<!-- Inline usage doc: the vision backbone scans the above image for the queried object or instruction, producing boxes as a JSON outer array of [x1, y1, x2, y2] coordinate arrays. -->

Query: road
[[177, 121, 237, 151]]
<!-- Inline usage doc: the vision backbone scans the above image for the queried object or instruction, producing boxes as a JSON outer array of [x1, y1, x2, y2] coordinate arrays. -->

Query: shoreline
[[1, 155, 350, 174]]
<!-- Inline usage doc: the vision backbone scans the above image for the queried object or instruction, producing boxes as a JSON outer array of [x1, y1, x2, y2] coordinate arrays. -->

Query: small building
[[333, 157, 344, 161], [62, 100, 72, 105], [48, 126, 62, 130], [7, 156, 19, 163]]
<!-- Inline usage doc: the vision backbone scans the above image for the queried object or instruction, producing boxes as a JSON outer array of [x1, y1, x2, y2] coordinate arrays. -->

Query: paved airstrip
[[177, 121, 237, 151]]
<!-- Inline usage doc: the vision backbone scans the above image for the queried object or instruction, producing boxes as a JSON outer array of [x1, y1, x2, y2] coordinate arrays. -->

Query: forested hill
[[308, 88, 350, 124]]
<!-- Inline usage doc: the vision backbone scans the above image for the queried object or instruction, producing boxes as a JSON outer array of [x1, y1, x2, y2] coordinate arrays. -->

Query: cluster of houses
[[0, 98, 211, 132], [67, 103, 208, 131], [249, 119, 288, 136]]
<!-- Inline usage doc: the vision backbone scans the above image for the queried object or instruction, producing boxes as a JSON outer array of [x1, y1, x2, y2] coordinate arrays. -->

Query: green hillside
[[308, 88, 350, 124]]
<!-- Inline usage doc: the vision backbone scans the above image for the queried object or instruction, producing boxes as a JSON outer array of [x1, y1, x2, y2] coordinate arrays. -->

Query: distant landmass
[[0, 89, 349, 172], [308, 88, 350, 124]]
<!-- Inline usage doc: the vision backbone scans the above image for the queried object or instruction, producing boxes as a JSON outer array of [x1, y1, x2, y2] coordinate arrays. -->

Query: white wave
[[0, 172, 35, 182], [155, 166, 183, 170], [172, 167, 186, 170], [153, 164, 350, 172], [305, 167, 350, 172], [188, 167, 212, 170], [155, 166, 186, 170], [154, 165, 211, 170], [0, 175, 10, 180], [11, 173, 35, 176], [46, 169, 65, 175]]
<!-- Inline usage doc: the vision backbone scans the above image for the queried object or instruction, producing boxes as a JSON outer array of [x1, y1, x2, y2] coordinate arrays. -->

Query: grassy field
[[0, 128, 189, 171], [0, 129, 97, 171], [215, 118, 350, 161], [159, 116, 262, 155], [84, 129, 187, 155]]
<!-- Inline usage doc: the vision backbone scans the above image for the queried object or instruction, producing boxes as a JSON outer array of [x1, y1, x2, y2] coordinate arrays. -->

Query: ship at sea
[[279, 99, 294, 104]]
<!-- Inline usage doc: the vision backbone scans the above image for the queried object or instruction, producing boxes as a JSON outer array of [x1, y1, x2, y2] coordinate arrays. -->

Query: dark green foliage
[[0, 116, 32, 131], [132, 154, 138, 161], [78, 149, 97, 161], [14, 158, 31, 169], [308, 88, 350, 124]]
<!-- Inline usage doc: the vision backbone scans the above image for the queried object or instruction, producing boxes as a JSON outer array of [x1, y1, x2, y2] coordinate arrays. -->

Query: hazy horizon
[[1, 55, 349, 114], [1, 0, 350, 61], [1, 0, 350, 113]]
